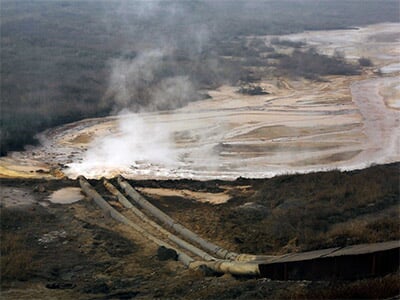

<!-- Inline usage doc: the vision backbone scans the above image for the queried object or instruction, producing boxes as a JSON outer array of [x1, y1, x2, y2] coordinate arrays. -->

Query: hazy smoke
[[105, 49, 197, 112], [193, 24, 210, 54], [76, 48, 200, 174], [91, 10, 211, 171], [106, 50, 163, 111], [71, 1, 214, 176], [150, 76, 194, 110]]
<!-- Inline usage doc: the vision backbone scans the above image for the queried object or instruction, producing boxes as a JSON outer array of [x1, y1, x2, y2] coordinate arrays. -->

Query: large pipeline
[[78, 176, 194, 266], [79, 176, 399, 279], [117, 176, 239, 260], [79, 176, 260, 276], [103, 179, 217, 262], [117, 176, 276, 263]]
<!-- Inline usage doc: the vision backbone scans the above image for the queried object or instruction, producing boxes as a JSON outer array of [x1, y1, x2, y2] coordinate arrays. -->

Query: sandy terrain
[[0, 23, 398, 180], [137, 187, 231, 204]]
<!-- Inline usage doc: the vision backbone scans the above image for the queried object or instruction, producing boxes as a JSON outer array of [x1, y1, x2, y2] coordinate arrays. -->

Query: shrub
[[278, 48, 361, 78], [237, 85, 269, 95], [271, 37, 305, 48], [358, 57, 373, 67]]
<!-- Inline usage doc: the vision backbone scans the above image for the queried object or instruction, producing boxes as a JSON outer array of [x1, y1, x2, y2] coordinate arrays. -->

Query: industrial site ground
[[1, 2, 400, 299], [1, 163, 399, 299]]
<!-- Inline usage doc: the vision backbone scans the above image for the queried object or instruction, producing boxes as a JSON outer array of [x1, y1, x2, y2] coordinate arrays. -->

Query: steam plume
[[69, 1, 214, 176]]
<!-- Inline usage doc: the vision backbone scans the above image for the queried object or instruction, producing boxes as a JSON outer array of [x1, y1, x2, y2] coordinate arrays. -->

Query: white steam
[[68, 111, 177, 177], [69, 48, 198, 177], [68, 1, 214, 178]]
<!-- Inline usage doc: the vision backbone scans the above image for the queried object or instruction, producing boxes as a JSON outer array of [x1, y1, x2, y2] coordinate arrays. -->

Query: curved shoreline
[[1, 23, 399, 180]]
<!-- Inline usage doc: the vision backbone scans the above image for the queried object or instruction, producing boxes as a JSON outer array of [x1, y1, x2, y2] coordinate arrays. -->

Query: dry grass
[[322, 217, 400, 246], [278, 273, 400, 299], [186, 163, 400, 254], [1, 232, 37, 281]]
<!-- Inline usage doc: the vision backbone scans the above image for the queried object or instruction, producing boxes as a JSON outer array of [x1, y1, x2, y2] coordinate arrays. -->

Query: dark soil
[[1, 162, 399, 299]]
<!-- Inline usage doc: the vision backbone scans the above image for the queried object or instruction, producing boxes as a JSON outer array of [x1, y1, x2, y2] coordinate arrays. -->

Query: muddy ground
[[1, 163, 399, 299]]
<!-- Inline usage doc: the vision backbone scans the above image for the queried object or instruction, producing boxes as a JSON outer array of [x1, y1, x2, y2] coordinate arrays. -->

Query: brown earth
[[1, 163, 399, 299]]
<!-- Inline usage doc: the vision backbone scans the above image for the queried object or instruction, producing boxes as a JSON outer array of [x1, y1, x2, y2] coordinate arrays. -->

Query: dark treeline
[[278, 49, 362, 79], [1, 0, 399, 154]]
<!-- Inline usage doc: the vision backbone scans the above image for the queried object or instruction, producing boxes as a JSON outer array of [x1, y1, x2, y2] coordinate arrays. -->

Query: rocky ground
[[1, 163, 399, 299]]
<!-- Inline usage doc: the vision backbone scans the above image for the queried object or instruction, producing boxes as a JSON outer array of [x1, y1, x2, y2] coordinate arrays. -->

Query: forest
[[1, 0, 399, 154]]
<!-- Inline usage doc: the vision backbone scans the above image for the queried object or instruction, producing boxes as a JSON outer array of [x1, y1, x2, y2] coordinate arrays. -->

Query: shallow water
[[48, 187, 83, 204]]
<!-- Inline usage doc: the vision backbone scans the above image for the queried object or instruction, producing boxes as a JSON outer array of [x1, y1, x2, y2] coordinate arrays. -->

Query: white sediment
[[1, 23, 399, 180]]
